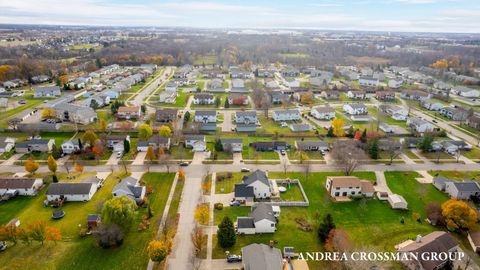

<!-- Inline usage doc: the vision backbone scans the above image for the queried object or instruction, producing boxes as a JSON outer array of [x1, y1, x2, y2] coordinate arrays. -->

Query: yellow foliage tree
[[98, 119, 107, 132], [295, 150, 310, 164], [146, 145, 155, 162], [331, 118, 345, 137], [47, 155, 57, 175], [74, 163, 84, 174], [441, 199, 477, 231], [159, 126, 172, 138], [41, 108, 56, 119], [431, 59, 448, 69], [147, 240, 169, 262], [24, 159, 39, 174], [178, 169, 185, 181], [300, 92, 314, 105], [194, 204, 209, 225], [58, 75, 69, 86], [0, 65, 12, 81]]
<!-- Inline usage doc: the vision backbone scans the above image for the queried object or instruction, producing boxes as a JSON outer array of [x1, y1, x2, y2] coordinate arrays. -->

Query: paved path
[[374, 171, 392, 194], [132, 152, 146, 165], [167, 173, 202, 270], [96, 172, 111, 180], [106, 153, 119, 165], [1, 153, 23, 165], [399, 153, 415, 165], [192, 152, 207, 165], [415, 171, 434, 183], [57, 155, 70, 166], [200, 259, 241, 270], [232, 153, 242, 165], [221, 111, 233, 132]]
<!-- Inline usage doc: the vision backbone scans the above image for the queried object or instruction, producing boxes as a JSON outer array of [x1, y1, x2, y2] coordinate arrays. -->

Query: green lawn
[[40, 132, 75, 146], [278, 182, 305, 201], [461, 147, 480, 160], [169, 144, 194, 160], [0, 99, 44, 129], [215, 172, 250, 194], [212, 171, 445, 269], [417, 151, 455, 160], [287, 149, 324, 160], [428, 170, 480, 181], [194, 54, 217, 66]]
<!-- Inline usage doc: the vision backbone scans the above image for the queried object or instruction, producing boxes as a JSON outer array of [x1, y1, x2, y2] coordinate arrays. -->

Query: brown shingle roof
[[118, 106, 139, 113], [328, 176, 361, 188]]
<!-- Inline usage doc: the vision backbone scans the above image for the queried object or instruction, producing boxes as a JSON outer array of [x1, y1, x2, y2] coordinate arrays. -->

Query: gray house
[[33, 86, 61, 98], [432, 175, 453, 191], [15, 139, 54, 153], [295, 141, 329, 152], [445, 181, 480, 200], [112, 176, 146, 203], [235, 111, 257, 124], [241, 244, 282, 270]]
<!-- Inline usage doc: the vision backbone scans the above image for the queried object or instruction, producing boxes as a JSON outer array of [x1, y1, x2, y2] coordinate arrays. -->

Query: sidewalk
[[1, 153, 23, 166], [132, 152, 146, 165]]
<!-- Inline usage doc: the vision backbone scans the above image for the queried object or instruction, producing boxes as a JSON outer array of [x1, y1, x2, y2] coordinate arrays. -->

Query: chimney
[[415, 235, 422, 243]]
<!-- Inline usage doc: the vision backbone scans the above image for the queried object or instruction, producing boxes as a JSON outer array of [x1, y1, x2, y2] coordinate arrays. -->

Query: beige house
[[325, 176, 374, 199]]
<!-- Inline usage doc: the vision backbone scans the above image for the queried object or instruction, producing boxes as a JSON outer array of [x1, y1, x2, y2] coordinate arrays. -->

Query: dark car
[[179, 162, 189, 167], [240, 168, 250, 172], [432, 119, 438, 123], [227, 255, 242, 263]]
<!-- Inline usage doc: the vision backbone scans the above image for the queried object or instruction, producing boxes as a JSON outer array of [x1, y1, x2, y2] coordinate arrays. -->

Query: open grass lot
[[0, 172, 175, 270], [39, 131, 75, 146], [169, 144, 194, 160], [428, 170, 480, 181], [212, 171, 453, 269], [206, 142, 232, 160], [194, 54, 217, 65], [461, 147, 480, 160], [242, 148, 279, 160], [215, 172, 250, 194], [287, 149, 324, 160], [257, 115, 315, 136], [417, 151, 455, 160], [153, 91, 190, 108]]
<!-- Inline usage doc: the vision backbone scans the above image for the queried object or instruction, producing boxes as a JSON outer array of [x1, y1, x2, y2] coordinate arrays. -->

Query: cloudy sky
[[0, 0, 479, 33]]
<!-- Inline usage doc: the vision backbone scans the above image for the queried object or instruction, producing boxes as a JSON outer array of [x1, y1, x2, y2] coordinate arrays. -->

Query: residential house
[[325, 176, 375, 198], [232, 79, 245, 88], [47, 183, 97, 202], [271, 91, 289, 104], [379, 123, 394, 133], [250, 141, 290, 151], [105, 135, 130, 152], [439, 107, 469, 121], [467, 231, 480, 253], [192, 94, 215, 105], [241, 243, 283, 270], [84, 94, 110, 108], [31, 75, 51, 84], [421, 99, 444, 111], [137, 135, 170, 152], [237, 170, 272, 199], [388, 78, 403, 89], [194, 110, 217, 123], [112, 176, 146, 203], [407, 117, 434, 133], [103, 89, 120, 99], [234, 183, 254, 205], [33, 86, 61, 98], [285, 78, 300, 88], [375, 91, 395, 101], [432, 175, 453, 191], [117, 106, 141, 119], [320, 90, 340, 100], [401, 90, 430, 101], [265, 79, 279, 89], [155, 109, 178, 122], [0, 137, 15, 153], [388, 194, 408, 209], [159, 91, 177, 103], [445, 181, 480, 200], [228, 94, 249, 106], [185, 135, 206, 152], [165, 82, 178, 92], [467, 114, 480, 130], [3, 79, 24, 89], [235, 111, 257, 125], [52, 102, 97, 124], [0, 177, 43, 196], [343, 104, 367, 115], [15, 139, 54, 153], [220, 138, 243, 152], [281, 66, 300, 77], [174, 65, 192, 79], [311, 106, 335, 120], [295, 141, 328, 152], [396, 231, 458, 270], [237, 203, 279, 235], [383, 104, 408, 121], [289, 123, 312, 132], [451, 86, 480, 98], [359, 76, 379, 87], [433, 81, 453, 91], [347, 90, 367, 99], [272, 110, 300, 122], [61, 140, 81, 154]]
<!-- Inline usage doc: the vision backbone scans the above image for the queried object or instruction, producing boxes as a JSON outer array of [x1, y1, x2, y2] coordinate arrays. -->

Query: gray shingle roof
[[250, 203, 276, 223], [452, 181, 480, 192], [47, 183, 94, 195], [242, 243, 283, 270], [237, 217, 255, 229], [243, 170, 269, 187], [0, 178, 39, 189], [234, 183, 254, 198]]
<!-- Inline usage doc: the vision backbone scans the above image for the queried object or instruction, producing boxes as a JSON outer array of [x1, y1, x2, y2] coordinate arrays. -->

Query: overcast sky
[[0, 0, 479, 33]]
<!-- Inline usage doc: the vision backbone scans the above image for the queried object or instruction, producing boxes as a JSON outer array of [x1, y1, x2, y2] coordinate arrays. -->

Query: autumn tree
[[74, 163, 84, 174], [147, 240, 169, 262], [300, 92, 314, 105], [441, 199, 477, 231], [324, 229, 351, 252], [28, 221, 47, 245], [24, 158, 39, 175], [431, 59, 449, 70], [159, 125, 172, 138], [82, 130, 98, 146], [331, 140, 367, 175], [146, 145, 155, 172], [331, 118, 345, 137], [191, 224, 207, 257], [426, 202, 444, 226], [46, 226, 62, 243], [92, 140, 104, 163], [139, 124, 153, 140], [41, 108, 56, 119], [0, 224, 21, 244], [217, 217, 236, 248], [194, 204, 209, 225], [98, 118, 107, 132], [47, 155, 57, 175], [178, 169, 186, 181], [102, 196, 137, 230]]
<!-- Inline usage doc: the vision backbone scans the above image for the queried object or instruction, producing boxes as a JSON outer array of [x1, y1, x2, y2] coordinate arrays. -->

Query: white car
[[116, 151, 123, 158]]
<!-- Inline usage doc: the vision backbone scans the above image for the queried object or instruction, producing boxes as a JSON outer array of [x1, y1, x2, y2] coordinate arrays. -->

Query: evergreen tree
[[78, 138, 83, 151], [184, 111, 190, 123], [217, 217, 236, 248], [318, 214, 336, 243], [224, 98, 230, 108], [369, 140, 379, 160], [418, 136, 433, 152], [215, 97, 221, 108], [327, 127, 334, 137], [123, 139, 130, 153], [214, 139, 223, 152]]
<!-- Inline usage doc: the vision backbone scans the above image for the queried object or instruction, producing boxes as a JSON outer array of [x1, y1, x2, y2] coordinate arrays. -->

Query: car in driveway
[[240, 168, 250, 172], [227, 255, 242, 263], [280, 150, 286, 155], [116, 151, 123, 158], [180, 162, 189, 166], [229, 200, 241, 207]]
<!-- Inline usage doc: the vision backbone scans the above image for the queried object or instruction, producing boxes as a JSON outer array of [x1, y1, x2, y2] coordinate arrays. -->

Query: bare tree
[[331, 140, 367, 175], [381, 138, 403, 165], [260, 95, 272, 118], [191, 224, 207, 257]]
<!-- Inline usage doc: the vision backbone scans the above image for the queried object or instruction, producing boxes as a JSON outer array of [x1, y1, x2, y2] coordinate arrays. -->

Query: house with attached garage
[[343, 103, 368, 115], [295, 140, 329, 152], [227, 94, 248, 105], [451, 86, 480, 98], [285, 77, 300, 88], [236, 124, 258, 132], [159, 91, 177, 103], [0, 177, 43, 196], [165, 82, 178, 92], [432, 175, 454, 191], [272, 109, 300, 121], [467, 114, 480, 130], [320, 90, 340, 100], [401, 90, 430, 101], [231, 78, 245, 88], [241, 243, 283, 270], [33, 86, 61, 98], [311, 106, 335, 120], [445, 181, 480, 200], [289, 123, 312, 132], [270, 91, 289, 104], [112, 176, 146, 204], [236, 203, 280, 235], [406, 117, 434, 133], [238, 170, 272, 199], [0, 137, 15, 153], [235, 111, 257, 125], [15, 139, 54, 153], [192, 93, 215, 105], [117, 106, 141, 119], [185, 135, 206, 152], [359, 76, 379, 87], [439, 107, 469, 121], [325, 176, 375, 199], [155, 109, 178, 123], [61, 139, 81, 154], [47, 182, 98, 202], [382, 104, 408, 121], [421, 99, 444, 111], [52, 102, 97, 125], [137, 135, 170, 152], [379, 123, 394, 133], [250, 141, 290, 152], [220, 138, 243, 152], [375, 91, 395, 101], [388, 78, 403, 89], [347, 90, 367, 99], [194, 110, 217, 123], [105, 135, 130, 153], [234, 183, 254, 205]]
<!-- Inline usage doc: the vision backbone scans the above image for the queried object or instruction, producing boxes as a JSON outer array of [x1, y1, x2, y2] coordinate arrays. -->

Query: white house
[[343, 104, 368, 115], [236, 203, 279, 234], [231, 79, 245, 88], [285, 78, 300, 88], [347, 90, 367, 99], [112, 176, 146, 203], [421, 99, 444, 111], [192, 94, 215, 105], [241, 170, 272, 199], [272, 110, 301, 122], [159, 91, 177, 103], [388, 78, 403, 89], [359, 76, 379, 87], [407, 117, 434, 133], [194, 110, 217, 123], [325, 176, 374, 198], [47, 183, 97, 202], [445, 181, 480, 200], [0, 177, 43, 196], [451, 86, 480, 98], [0, 137, 15, 153], [165, 82, 178, 92], [61, 140, 81, 154], [220, 138, 243, 152], [388, 194, 408, 209], [33, 86, 61, 98], [384, 105, 408, 121], [185, 135, 206, 152], [311, 106, 335, 120]]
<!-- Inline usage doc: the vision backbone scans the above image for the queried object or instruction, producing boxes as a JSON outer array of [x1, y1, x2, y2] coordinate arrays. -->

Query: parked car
[[116, 151, 123, 158], [280, 150, 286, 155], [18, 100, 26, 104], [240, 168, 250, 172], [432, 119, 438, 123], [229, 200, 241, 207], [0, 241, 7, 251], [180, 162, 189, 167], [227, 255, 242, 263]]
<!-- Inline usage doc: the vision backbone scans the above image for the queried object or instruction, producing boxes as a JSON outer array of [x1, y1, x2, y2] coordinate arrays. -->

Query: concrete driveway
[[132, 152, 146, 165], [374, 171, 392, 194], [232, 153, 243, 165], [95, 172, 111, 181], [1, 153, 24, 165], [201, 259, 241, 270], [221, 111, 233, 132], [192, 151, 207, 165], [106, 153, 119, 165]]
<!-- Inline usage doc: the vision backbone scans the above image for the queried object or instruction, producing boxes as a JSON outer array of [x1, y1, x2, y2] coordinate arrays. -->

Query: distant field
[[194, 54, 217, 65], [0, 40, 37, 47], [348, 56, 391, 65], [279, 53, 308, 58]]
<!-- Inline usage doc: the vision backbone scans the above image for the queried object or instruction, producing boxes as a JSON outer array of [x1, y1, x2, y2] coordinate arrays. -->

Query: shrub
[[214, 203, 223, 210]]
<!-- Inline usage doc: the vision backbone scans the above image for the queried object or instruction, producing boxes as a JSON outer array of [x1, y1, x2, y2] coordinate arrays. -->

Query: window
[[271, 224, 274, 227], [334, 192, 339, 196]]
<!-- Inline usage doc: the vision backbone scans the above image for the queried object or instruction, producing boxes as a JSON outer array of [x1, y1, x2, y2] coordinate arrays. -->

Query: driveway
[[132, 152, 146, 165], [106, 153, 119, 165], [192, 151, 207, 165], [128, 67, 173, 106], [1, 153, 23, 165], [95, 172, 111, 181], [221, 111, 233, 132], [232, 153, 243, 165], [201, 259, 241, 270], [374, 171, 392, 194]]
